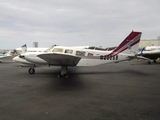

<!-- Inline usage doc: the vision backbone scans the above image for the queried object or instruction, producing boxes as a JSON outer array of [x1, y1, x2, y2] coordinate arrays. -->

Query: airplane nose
[[12, 56, 18, 62]]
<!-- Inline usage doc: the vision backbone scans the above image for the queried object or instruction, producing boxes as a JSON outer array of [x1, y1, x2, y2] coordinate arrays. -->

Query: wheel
[[28, 68, 35, 74], [57, 74, 69, 78]]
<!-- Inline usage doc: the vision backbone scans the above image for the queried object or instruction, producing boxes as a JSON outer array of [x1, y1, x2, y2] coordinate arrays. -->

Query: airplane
[[0, 51, 11, 62], [17, 31, 142, 77], [138, 46, 160, 64]]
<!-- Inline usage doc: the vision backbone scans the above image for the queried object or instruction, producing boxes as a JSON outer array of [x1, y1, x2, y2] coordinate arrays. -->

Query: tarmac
[[0, 57, 160, 120]]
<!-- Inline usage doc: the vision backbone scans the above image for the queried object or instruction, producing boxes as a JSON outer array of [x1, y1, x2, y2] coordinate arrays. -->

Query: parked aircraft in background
[[138, 46, 160, 64], [0, 51, 11, 62], [15, 31, 142, 77], [15, 44, 48, 54]]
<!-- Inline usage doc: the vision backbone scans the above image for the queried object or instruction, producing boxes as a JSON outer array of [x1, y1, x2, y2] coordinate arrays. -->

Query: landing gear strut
[[153, 59, 157, 63], [58, 66, 68, 78], [28, 68, 35, 74]]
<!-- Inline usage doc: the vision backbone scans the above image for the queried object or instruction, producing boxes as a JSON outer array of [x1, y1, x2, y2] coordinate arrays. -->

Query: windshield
[[44, 45, 57, 52]]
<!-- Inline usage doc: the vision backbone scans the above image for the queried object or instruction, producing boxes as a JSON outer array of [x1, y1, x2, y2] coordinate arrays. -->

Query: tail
[[21, 44, 27, 53], [108, 31, 142, 56]]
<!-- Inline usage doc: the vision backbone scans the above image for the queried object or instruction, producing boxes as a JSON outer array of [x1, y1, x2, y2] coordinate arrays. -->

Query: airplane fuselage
[[24, 46, 132, 66], [12, 31, 142, 75]]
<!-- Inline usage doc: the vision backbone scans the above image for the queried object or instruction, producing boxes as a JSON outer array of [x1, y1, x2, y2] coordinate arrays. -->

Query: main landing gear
[[57, 66, 69, 78], [147, 59, 157, 64], [153, 59, 157, 63]]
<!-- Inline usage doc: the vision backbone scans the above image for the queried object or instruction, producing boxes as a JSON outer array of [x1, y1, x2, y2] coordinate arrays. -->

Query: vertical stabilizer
[[108, 31, 142, 56], [21, 44, 27, 53]]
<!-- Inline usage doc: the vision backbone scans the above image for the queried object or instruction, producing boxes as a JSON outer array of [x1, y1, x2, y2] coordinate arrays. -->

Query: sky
[[0, 0, 160, 49]]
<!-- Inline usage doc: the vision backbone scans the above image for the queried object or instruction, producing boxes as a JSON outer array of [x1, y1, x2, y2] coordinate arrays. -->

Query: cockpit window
[[44, 45, 56, 52], [65, 49, 73, 54], [44, 49, 51, 52], [52, 48, 63, 53], [76, 51, 85, 56]]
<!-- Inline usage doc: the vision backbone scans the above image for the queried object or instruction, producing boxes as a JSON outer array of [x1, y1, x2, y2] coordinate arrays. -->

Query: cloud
[[0, 0, 160, 49]]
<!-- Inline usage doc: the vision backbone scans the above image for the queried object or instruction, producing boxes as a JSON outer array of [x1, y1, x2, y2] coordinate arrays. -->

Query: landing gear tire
[[28, 68, 35, 74], [57, 74, 69, 78]]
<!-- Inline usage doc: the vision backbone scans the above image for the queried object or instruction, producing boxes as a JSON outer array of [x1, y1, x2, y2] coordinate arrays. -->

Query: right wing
[[37, 53, 81, 66]]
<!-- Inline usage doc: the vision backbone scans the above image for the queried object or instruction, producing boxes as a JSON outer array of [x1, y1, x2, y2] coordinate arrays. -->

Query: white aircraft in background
[[13, 44, 49, 66], [138, 46, 160, 64], [15, 44, 49, 53], [16, 31, 142, 77], [0, 51, 11, 62]]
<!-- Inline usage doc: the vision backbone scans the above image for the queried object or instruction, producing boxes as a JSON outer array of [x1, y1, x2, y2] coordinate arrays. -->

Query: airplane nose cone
[[12, 56, 18, 62]]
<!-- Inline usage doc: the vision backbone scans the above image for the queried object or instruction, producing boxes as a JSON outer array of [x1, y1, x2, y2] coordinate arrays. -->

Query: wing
[[0, 56, 10, 58], [136, 56, 151, 60], [37, 53, 81, 66]]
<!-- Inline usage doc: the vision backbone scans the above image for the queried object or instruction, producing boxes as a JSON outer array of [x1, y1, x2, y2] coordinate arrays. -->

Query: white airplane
[[15, 44, 49, 53], [13, 44, 50, 66], [18, 31, 142, 77], [138, 46, 160, 64], [0, 51, 11, 62]]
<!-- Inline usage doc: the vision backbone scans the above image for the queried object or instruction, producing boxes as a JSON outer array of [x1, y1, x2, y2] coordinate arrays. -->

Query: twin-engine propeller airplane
[[14, 31, 142, 77], [138, 46, 160, 64], [0, 51, 11, 62]]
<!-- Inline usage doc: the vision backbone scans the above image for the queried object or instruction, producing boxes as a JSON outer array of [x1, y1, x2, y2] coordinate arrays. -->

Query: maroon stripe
[[107, 32, 141, 56]]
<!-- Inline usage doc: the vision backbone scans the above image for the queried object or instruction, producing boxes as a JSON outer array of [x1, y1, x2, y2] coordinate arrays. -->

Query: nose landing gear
[[28, 68, 35, 74]]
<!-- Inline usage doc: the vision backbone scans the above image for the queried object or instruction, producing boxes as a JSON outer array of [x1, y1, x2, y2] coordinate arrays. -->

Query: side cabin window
[[52, 48, 63, 53], [65, 49, 73, 54], [88, 53, 93, 56], [76, 51, 85, 56]]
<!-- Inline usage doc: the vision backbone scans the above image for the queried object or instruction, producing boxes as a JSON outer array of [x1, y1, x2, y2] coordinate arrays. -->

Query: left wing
[[0, 56, 6, 58], [38, 53, 81, 66]]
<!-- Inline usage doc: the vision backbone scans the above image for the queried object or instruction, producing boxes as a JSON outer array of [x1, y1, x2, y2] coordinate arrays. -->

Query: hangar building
[[139, 39, 160, 49]]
